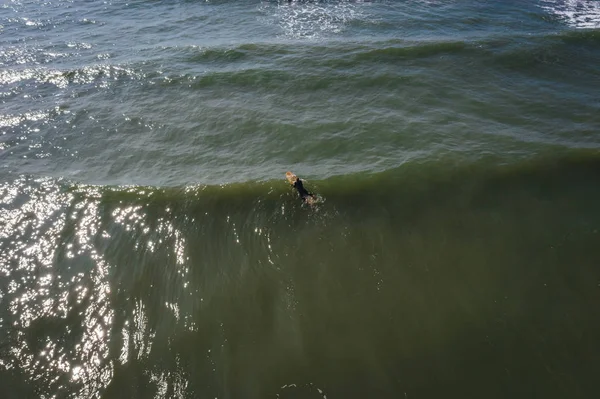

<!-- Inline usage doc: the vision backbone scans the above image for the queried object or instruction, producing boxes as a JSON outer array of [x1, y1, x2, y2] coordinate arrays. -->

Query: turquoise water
[[1, 1, 600, 398]]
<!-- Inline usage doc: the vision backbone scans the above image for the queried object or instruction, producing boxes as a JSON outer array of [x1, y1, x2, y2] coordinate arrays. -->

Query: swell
[[350, 40, 472, 62], [3, 151, 600, 329], [5, 149, 600, 214], [155, 33, 600, 89], [3, 151, 599, 307], [182, 43, 293, 63], [4, 32, 598, 92], [173, 40, 472, 65], [555, 28, 600, 44], [171, 30, 600, 64], [2, 151, 600, 398], [490, 30, 600, 71]]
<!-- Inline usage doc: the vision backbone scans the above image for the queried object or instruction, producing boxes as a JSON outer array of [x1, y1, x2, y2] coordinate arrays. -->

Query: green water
[[2, 152, 600, 398], [2, 0, 600, 397]]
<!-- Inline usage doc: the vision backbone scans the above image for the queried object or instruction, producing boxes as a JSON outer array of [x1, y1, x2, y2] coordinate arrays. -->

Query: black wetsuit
[[293, 178, 313, 202]]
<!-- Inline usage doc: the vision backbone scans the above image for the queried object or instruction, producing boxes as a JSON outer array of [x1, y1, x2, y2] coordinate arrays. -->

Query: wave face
[[2, 153, 600, 398], [1, 0, 600, 398]]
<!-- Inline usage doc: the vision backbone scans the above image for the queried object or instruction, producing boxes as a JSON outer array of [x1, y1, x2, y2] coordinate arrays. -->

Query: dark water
[[1, 1, 600, 398]]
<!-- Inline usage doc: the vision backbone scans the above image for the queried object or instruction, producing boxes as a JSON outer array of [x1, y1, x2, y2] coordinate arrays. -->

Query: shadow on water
[[1, 151, 600, 398]]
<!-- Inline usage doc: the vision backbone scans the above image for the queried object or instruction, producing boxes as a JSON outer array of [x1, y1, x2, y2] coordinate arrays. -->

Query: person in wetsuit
[[292, 177, 316, 204]]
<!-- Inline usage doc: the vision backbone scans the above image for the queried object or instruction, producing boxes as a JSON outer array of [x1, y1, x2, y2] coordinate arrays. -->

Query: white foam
[[260, 0, 373, 39]]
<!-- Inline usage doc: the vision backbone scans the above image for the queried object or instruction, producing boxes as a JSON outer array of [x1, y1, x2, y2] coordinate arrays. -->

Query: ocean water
[[1, 0, 600, 398]]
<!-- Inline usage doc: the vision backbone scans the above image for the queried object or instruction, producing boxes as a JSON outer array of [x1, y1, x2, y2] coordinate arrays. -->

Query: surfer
[[286, 172, 317, 205], [293, 177, 316, 204]]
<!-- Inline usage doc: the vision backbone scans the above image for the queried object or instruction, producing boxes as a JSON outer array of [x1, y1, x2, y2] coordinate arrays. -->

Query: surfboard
[[285, 171, 298, 186]]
